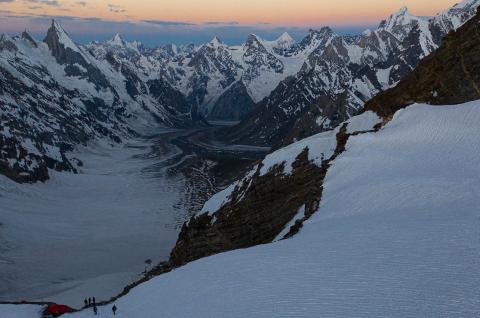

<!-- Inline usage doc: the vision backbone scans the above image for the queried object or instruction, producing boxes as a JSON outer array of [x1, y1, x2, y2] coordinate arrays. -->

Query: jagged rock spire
[[44, 20, 86, 64], [209, 36, 223, 47], [21, 30, 37, 47]]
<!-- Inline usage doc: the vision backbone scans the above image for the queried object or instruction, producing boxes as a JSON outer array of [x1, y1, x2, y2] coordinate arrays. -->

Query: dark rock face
[[168, 121, 366, 268], [170, 148, 326, 267], [208, 81, 256, 121], [0, 135, 50, 183], [147, 79, 198, 126], [365, 8, 480, 118], [0, 65, 80, 183]]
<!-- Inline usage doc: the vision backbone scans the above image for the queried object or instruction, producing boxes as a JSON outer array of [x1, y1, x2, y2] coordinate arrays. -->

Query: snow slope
[[10, 101, 469, 318], [3, 305, 42, 318]]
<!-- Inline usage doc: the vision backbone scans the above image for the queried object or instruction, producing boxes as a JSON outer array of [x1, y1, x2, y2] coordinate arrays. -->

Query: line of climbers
[[83, 297, 117, 316]]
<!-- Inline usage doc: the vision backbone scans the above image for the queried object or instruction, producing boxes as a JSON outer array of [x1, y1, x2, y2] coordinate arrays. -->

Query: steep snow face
[[379, 7, 437, 57], [236, 34, 300, 103], [3, 305, 42, 318], [291, 27, 336, 58], [433, 0, 480, 32], [45, 101, 479, 318], [50, 20, 84, 55]]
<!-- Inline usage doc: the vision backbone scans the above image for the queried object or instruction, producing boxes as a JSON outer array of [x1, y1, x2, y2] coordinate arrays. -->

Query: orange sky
[[1, 0, 464, 26]]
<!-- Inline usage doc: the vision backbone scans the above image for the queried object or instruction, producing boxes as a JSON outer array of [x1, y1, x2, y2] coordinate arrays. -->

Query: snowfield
[[0, 135, 186, 307], [3, 101, 480, 317], [3, 305, 42, 318]]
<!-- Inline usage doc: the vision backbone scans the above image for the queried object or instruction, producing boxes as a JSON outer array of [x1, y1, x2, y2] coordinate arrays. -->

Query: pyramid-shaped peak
[[277, 32, 293, 42], [277, 32, 294, 43], [21, 30, 37, 47], [109, 33, 125, 46], [273, 32, 295, 49], [209, 36, 223, 47], [51, 20, 68, 34], [246, 34, 264, 45], [44, 19, 87, 63], [45, 19, 78, 51]]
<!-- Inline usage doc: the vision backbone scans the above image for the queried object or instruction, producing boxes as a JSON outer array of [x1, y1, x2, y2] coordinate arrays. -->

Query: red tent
[[46, 304, 74, 316]]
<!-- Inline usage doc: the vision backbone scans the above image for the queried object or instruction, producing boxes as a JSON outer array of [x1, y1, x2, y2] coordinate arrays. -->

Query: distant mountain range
[[223, 0, 480, 147], [0, 0, 479, 183]]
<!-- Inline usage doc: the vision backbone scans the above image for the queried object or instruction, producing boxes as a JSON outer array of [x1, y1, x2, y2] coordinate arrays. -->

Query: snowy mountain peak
[[45, 19, 81, 53], [297, 27, 335, 52], [245, 34, 266, 49], [246, 34, 262, 43], [315, 26, 334, 36], [378, 6, 428, 40], [109, 33, 125, 46], [209, 36, 223, 47], [278, 32, 293, 40], [0, 33, 17, 52], [51, 20, 71, 40], [21, 30, 37, 47], [308, 26, 335, 42], [380, 6, 416, 30], [397, 6, 409, 15], [273, 32, 295, 49]]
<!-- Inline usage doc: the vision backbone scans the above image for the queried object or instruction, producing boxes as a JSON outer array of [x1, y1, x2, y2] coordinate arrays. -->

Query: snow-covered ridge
[[51, 20, 82, 53], [82, 4, 445, 118], [199, 110, 382, 216], [74, 0, 480, 125], [7, 100, 471, 318]]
